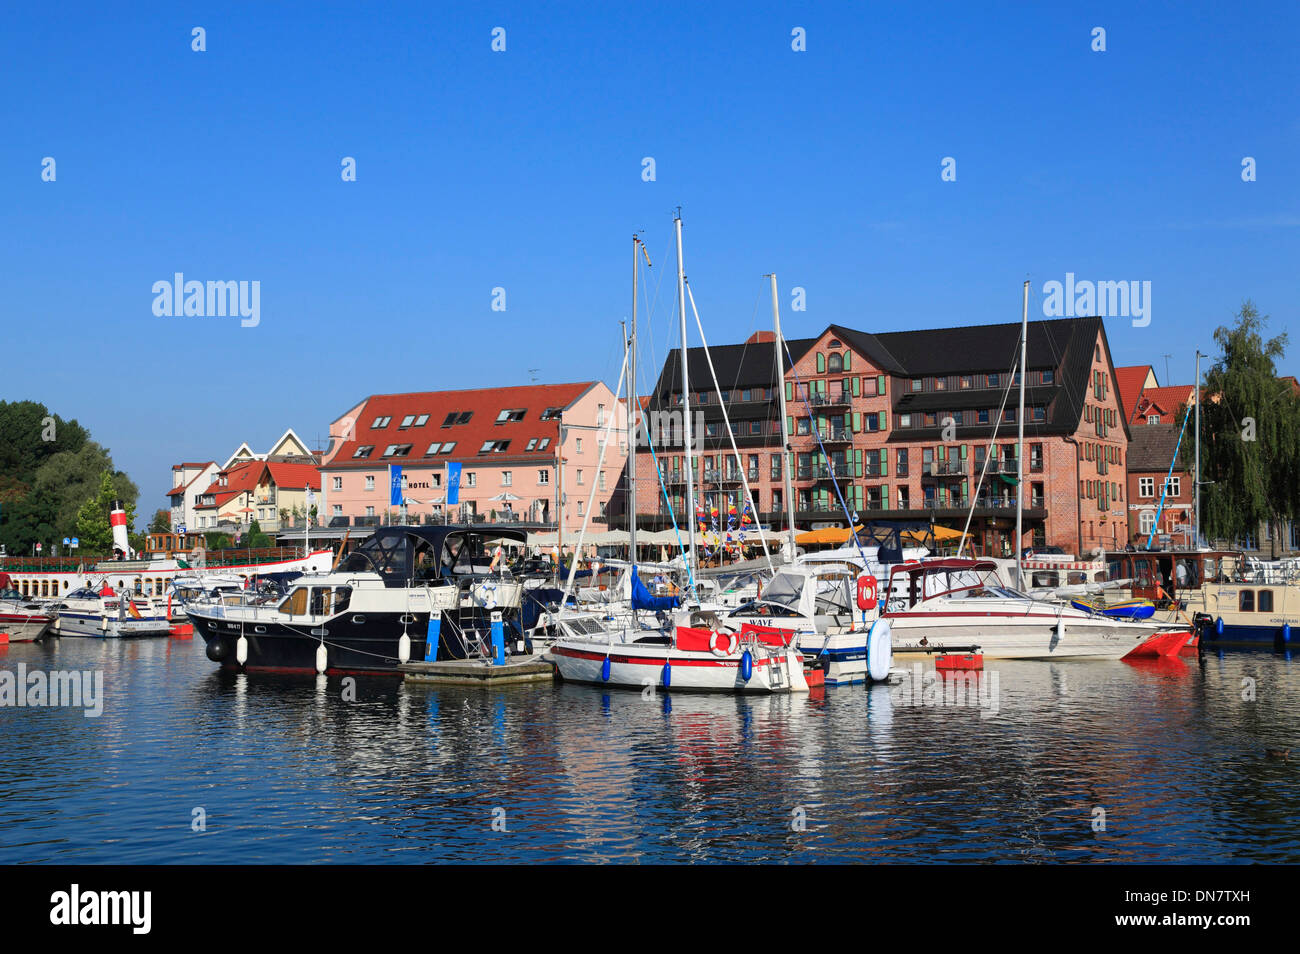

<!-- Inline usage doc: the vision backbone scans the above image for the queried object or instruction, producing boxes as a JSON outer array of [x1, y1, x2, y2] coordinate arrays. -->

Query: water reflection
[[0, 638, 1297, 862]]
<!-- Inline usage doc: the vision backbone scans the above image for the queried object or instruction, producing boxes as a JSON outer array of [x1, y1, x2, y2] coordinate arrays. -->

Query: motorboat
[[51, 581, 171, 638], [883, 558, 1191, 659], [187, 525, 529, 673], [0, 573, 56, 641]]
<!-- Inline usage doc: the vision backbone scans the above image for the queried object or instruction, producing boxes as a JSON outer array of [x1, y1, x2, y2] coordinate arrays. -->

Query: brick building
[[621, 316, 1131, 556]]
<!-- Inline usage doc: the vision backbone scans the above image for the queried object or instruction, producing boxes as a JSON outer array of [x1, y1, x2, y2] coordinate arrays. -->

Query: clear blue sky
[[3, 2, 1297, 526]]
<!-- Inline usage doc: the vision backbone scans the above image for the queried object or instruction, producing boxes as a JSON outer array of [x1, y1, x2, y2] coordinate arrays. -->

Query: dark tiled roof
[[1128, 423, 1182, 471], [649, 337, 816, 403]]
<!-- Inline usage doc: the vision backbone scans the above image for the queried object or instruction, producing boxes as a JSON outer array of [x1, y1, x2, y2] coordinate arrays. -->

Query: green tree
[[72, 471, 139, 556], [148, 509, 171, 534], [245, 519, 272, 549], [1184, 301, 1300, 547]]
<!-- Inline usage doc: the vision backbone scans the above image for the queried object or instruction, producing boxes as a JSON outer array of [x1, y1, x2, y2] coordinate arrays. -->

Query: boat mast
[[629, 235, 649, 566], [1015, 280, 1028, 589], [1194, 349, 1201, 550], [675, 211, 698, 584], [769, 273, 798, 563]]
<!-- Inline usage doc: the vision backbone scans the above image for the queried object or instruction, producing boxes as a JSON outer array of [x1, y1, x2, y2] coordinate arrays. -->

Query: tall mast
[[769, 273, 798, 563], [629, 235, 648, 565], [1194, 349, 1201, 550], [1015, 279, 1028, 588], [675, 211, 698, 582]]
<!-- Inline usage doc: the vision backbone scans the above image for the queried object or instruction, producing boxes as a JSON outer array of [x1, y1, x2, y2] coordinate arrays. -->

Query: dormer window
[[353, 446, 375, 459], [540, 407, 562, 421]]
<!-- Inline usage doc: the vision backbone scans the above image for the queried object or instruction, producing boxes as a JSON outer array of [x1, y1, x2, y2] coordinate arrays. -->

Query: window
[[526, 438, 537, 451], [1042, 369, 1054, 385], [414, 414, 429, 426], [382, 444, 412, 457], [1031, 406, 1046, 422], [365, 505, 375, 517], [576, 470, 584, 485], [538, 470, 550, 484], [1260, 589, 1275, 613], [372, 416, 391, 428], [332, 504, 342, 516], [456, 412, 473, 425], [502, 471, 512, 486], [496, 409, 526, 423], [537, 438, 550, 451], [353, 446, 374, 459], [597, 404, 606, 426], [400, 415, 415, 427], [332, 476, 342, 491], [479, 440, 510, 453], [960, 375, 972, 389], [466, 473, 477, 487], [911, 379, 922, 392], [540, 407, 562, 421], [1240, 590, 1255, 613], [441, 413, 458, 427], [364, 476, 375, 490], [599, 471, 607, 490], [576, 438, 583, 453], [934, 377, 946, 391], [987, 373, 1000, 388], [899, 413, 911, 428], [828, 353, 843, 373], [977, 409, 990, 424], [1139, 509, 1156, 535], [1165, 477, 1181, 497], [425, 442, 441, 455], [1139, 477, 1154, 497], [441, 441, 456, 454]]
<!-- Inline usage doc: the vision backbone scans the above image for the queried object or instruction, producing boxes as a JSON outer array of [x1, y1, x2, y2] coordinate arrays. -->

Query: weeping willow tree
[[1184, 301, 1300, 549]]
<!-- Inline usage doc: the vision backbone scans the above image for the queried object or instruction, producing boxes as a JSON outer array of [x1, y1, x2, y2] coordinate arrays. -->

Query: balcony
[[702, 469, 743, 485], [923, 461, 967, 478], [810, 392, 852, 409], [816, 427, 853, 444]]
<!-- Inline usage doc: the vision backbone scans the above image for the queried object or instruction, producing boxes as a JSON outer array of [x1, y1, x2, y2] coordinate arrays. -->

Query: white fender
[[398, 633, 411, 663], [315, 642, 328, 674], [867, 619, 892, 682], [236, 635, 248, 665]]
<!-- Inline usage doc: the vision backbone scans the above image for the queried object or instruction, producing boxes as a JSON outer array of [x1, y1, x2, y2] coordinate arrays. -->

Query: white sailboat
[[549, 214, 808, 693]]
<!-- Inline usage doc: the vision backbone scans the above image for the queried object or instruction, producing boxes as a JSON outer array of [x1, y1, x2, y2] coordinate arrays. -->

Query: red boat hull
[[1123, 629, 1193, 659]]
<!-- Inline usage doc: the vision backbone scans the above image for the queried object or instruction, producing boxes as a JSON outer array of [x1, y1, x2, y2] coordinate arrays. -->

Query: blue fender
[[662, 660, 671, 688], [740, 650, 753, 682], [601, 655, 611, 682]]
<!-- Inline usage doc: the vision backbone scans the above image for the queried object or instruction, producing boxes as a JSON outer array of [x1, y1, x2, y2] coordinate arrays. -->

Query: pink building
[[319, 381, 626, 529]]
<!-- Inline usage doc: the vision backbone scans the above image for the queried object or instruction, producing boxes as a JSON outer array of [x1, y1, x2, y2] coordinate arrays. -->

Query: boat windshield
[[762, 571, 805, 608]]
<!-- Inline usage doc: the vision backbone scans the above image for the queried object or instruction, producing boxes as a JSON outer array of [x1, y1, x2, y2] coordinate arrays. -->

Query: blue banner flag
[[446, 462, 462, 505], [389, 465, 403, 506]]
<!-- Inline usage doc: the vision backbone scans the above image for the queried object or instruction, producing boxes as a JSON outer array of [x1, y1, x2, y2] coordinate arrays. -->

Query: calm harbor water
[[1, 636, 1297, 864]]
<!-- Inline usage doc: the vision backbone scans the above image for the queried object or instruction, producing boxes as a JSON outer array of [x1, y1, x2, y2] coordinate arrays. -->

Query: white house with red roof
[[173, 429, 322, 533], [319, 381, 625, 530], [193, 460, 322, 533], [167, 461, 219, 532]]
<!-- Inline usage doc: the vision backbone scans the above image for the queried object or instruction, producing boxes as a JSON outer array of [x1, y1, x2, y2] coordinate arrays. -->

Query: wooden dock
[[399, 655, 556, 687]]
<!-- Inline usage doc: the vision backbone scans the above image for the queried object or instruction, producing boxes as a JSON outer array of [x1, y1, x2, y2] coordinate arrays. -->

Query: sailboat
[[548, 215, 808, 693]]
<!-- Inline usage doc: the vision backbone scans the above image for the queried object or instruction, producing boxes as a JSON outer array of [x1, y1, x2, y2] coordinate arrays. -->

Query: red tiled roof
[[166, 465, 216, 498], [1133, 384, 1196, 423], [194, 460, 265, 510], [1115, 366, 1153, 422], [325, 382, 599, 469], [265, 462, 321, 491]]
